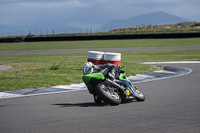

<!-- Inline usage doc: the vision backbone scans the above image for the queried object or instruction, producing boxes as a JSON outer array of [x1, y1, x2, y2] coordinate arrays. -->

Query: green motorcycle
[[82, 64, 145, 105]]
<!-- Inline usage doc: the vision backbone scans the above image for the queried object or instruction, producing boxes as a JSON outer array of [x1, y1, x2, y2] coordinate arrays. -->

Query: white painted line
[[142, 61, 200, 64], [0, 88, 87, 100]]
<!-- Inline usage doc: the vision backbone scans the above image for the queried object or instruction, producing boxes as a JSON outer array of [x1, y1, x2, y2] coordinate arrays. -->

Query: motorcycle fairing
[[82, 73, 105, 92]]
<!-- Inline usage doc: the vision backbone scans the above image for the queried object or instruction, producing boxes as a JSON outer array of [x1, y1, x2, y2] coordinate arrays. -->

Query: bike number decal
[[126, 90, 130, 96]]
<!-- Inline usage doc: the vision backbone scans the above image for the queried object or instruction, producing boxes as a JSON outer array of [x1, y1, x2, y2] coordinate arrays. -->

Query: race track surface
[[0, 63, 200, 133], [0, 46, 200, 54]]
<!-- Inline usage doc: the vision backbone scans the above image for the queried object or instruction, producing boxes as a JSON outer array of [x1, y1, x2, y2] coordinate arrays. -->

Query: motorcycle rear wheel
[[96, 83, 121, 105]]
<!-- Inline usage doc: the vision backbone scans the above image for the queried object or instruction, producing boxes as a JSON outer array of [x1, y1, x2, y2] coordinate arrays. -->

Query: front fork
[[104, 78, 136, 100], [120, 80, 136, 99]]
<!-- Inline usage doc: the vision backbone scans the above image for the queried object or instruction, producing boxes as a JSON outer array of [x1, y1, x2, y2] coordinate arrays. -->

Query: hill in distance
[[0, 11, 193, 36], [101, 11, 190, 31]]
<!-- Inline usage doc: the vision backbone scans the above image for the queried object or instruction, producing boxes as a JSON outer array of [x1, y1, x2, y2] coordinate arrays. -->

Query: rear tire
[[95, 83, 121, 105]]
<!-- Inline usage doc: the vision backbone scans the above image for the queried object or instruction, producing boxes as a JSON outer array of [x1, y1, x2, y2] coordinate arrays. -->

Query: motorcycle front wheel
[[133, 87, 145, 101], [95, 83, 121, 105]]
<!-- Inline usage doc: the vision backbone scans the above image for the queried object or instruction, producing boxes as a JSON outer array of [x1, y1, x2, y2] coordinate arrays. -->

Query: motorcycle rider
[[83, 62, 119, 80], [83, 62, 120, 104], [82, 62, 145, 104]]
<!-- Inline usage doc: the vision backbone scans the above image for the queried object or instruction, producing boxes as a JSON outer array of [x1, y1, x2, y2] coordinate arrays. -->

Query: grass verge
[[0, 38, 200, 51], [0, 49, 200, 92]]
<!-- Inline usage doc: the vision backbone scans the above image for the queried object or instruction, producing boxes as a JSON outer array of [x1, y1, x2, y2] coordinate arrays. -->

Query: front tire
[[133, 87, 145, 101], [95, 83, 121, 105]]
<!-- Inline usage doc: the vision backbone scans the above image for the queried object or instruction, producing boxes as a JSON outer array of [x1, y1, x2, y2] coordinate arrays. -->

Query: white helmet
[[83, 62, 94, 75]]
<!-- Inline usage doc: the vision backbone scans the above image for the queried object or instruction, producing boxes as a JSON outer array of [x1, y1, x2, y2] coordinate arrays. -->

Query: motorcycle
[[82, 64, 145, 105]]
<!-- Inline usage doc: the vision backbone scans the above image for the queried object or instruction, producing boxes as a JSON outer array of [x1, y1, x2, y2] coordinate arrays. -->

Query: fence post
[[90, 27, 92, 33]]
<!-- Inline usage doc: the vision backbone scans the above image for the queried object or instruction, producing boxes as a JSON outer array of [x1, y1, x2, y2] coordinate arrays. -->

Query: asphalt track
[[0, 63, 200, 133], [0, 46, 200, 54]]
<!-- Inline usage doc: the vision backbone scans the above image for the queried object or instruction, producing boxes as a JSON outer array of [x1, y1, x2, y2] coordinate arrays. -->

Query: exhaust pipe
[[105, 79, 124, 90]]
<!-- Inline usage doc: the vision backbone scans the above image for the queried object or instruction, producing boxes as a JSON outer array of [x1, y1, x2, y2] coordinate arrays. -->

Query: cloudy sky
[[0, 0, 200, 31]]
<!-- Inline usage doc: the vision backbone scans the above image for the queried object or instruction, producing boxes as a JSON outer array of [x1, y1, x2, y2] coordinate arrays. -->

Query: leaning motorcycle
[[82, 65, 145, 105]]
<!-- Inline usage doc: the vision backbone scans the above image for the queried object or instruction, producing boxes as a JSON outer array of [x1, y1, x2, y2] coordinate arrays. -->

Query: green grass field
[[0, 38, 200, 51], [0, 38, 200, 92]]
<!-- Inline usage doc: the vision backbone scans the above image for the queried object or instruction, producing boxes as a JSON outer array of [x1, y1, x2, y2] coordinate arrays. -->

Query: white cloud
[[15, 0, 89, 9], [0, 0, 200, 31], [0, 0, 90, 25]]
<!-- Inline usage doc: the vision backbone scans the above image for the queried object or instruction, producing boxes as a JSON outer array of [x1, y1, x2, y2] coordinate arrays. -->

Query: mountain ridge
[[101, 11, 190, 31], [0, 11, 193, 36]]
